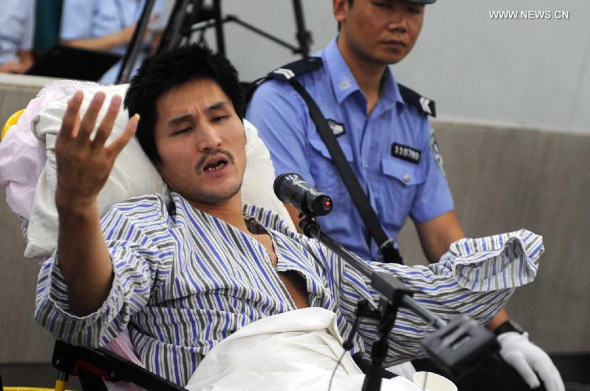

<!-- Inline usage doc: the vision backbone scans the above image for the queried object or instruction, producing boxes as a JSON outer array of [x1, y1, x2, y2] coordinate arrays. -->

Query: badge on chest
[[391, 143, 421, 164], [327, 119, 345, 137]]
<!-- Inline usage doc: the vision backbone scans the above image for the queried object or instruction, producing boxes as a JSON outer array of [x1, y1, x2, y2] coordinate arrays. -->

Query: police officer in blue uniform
[[246, 0, 564, 390], [59, 0, 165, 83], [0, 0, 35, 73]]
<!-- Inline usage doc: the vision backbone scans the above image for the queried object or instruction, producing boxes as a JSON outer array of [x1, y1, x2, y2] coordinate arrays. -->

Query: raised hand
[[54, 91, 139, 315], [55, 91, 138, 214]]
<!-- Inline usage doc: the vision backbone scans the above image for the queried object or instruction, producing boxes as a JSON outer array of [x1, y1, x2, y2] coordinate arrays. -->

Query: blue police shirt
[[0, 0, 34, 65], [60, 0, 165, 83], [246, 37, 454, 262]]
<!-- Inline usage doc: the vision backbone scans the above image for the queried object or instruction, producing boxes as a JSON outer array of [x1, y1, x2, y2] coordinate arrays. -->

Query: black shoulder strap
[[288, 80, 402, 264], [398, 83, 437, 117], [246, 59, 436, 119], [244, 57, 323, 105], [268, 56, 323, 81], [259, 58, 403, 264]]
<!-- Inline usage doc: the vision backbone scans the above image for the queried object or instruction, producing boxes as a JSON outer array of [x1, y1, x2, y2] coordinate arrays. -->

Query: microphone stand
[[298, 216, 499, 391], [156, 0, 311, 59]]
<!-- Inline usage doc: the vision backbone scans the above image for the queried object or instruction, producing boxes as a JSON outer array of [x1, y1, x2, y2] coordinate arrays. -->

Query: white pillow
[[242, 121, 294, 231], [25, 84, 294, 259]]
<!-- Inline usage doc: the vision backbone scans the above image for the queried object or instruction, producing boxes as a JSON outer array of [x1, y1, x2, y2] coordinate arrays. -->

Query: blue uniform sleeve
[[246, 80, 320, 187], [60, 0, 95, 40], [409, 126, 455, 223], [20, 0, 35, 50]]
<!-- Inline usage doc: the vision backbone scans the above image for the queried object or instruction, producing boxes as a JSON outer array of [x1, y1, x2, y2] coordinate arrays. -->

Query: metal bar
[[117, 0, 156, 83], [212, 0, 226, 55], [292, 0, 311, 57], [224, 15, 301, 54]]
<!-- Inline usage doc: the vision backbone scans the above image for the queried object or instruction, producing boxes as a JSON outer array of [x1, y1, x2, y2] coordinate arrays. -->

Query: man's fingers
[[58, 92, 136, 162], [93, 95, 123, 147], [107, 114, 139, 157], [76, 92, 106, 142], [59, 91, 84, 140]]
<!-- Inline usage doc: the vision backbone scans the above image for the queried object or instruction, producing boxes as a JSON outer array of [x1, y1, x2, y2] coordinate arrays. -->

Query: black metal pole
[[300, 218, 421, 391], [292, 0, 311, 57], [117, 0, 156, 84], [157, 0, 192, 53], [299, 217, 500, 381], [300, 218, 444, 327], [362, 301, 400, 391], [223, 15, 301, 54], [212, 0, 226, 56], [157, 0, 312, 59]]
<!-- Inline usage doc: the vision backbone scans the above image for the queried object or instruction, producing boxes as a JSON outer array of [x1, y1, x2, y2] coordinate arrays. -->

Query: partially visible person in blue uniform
[[247, 27, 452, 266], [0, 0, 35, 73], [246, 0, 565, 390], [59, 0, 166, 83]]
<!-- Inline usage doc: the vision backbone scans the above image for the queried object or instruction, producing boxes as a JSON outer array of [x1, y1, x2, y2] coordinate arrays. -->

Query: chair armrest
[[52, 340, 187, 391]]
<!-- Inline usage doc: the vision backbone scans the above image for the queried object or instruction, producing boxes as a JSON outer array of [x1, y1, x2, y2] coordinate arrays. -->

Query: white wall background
[[169, 0, 590, 134]]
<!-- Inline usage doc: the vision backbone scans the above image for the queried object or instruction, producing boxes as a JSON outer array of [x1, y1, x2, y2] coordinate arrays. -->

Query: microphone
[[273, 173, 333, 217]]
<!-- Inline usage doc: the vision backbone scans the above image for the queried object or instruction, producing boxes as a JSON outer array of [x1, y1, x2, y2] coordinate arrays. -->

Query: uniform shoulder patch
[[244, 57, 323, 105], [244, 57, 323, 104], [429, 129, 446, 176], [268, 57, 323, 81], [398, 83, 436, 117]]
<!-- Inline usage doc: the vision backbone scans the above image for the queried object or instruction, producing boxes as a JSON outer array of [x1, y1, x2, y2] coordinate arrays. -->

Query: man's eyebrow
[[167, 114, 192, 127], [207, 101, 230, 112], [167, 101, 230, 127]]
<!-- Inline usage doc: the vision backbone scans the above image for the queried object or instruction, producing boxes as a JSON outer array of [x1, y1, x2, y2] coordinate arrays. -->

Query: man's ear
[[333, 0, 348, 24]]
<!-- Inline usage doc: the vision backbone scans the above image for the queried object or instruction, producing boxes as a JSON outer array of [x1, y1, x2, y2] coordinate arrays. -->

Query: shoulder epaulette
[[267, 56, 323, 81], [397, 83, 436, 117], [244, 57, 323, 104]]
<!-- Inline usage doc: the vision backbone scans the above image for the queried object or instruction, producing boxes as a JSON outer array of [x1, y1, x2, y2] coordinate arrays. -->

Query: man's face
[[335, 0, 425, 66], [154, 79, 246, 206]]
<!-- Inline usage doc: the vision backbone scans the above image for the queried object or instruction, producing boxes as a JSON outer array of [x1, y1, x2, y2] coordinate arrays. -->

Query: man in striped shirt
[[36, 44, 544, 387]]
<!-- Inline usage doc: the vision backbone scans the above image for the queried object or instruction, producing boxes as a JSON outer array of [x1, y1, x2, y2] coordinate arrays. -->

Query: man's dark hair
[[124, 44, 244, 165]]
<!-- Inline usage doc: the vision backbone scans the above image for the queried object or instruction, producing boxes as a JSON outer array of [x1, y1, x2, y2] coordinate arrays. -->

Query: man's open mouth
[[203, 158, 228, 172]]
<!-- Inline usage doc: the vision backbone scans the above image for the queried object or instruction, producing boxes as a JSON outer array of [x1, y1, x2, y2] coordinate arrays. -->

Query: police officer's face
[[335, 0, 424, 66]]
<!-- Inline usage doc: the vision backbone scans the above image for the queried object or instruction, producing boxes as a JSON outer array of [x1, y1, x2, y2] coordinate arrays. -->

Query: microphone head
[[273, 173, 333, 217], [309, 194, 333, 216], [273, 173, 301, 203]]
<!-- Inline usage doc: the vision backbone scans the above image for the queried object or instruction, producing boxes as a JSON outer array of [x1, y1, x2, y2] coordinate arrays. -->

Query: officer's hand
[[0, 60, 25, 74], [498, 332, 565, 391]]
